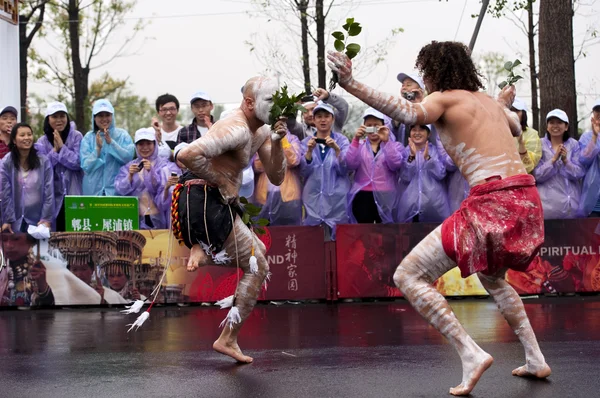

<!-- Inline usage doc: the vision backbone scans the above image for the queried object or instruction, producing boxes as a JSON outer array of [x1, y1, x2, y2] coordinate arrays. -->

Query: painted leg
[[394, 226, 493, 396], [478, 271, 551, 378], [187, 244, 209, 272], [213, 218, 269, 363]]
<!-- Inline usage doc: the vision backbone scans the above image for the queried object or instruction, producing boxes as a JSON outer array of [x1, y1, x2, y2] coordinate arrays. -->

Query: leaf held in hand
[[334, 39, 345, 52], [512, 59, 522, 68], [498, 81, 508, 89], [504, 61, 513, 71]]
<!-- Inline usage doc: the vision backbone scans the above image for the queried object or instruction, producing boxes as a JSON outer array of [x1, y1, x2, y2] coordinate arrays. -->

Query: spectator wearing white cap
[[510, 97, 542, 173], [176, 91, 215, 144], [151, 93, 183, 159], [385, 72, 427, 144], [532, 109, 585, 219], [346, 107, 403, 224], [80, 99, 135, 196], [397, 124, 450, 223], [0, 106, 18, 159], [115, 128, 168, 229], [300, 101, 351, 240], [576, 99, 600, 216], [288, 87, 349, 141], [34, 102, 83, 231]]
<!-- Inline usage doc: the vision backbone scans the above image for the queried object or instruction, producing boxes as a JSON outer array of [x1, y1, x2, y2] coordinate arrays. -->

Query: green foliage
[[331, 18, 363, 60], [268, 85, 307, 127], [498, 59, 524, 89], [329, 18, 363, 91], [239, 196, 269, 236]]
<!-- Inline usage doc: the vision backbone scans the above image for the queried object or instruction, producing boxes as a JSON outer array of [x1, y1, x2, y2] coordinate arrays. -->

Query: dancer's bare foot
[[213, 339, 253, 363], [449, 352, 494, 396], [187, 244, 206, 272], [512, 362, 551, 378]]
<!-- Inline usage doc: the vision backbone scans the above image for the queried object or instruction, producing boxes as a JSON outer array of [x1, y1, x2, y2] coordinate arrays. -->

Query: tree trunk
[[527, 2, 540, 133], [19, 15, 29, 123], [299, 0, 311, 95], [68, 0, 88, 131], [538, 0, 576, 136], [315, 0, 326, 89]]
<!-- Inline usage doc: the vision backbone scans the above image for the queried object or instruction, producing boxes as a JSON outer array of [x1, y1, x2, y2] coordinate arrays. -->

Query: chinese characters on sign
[[70, 218, 135, 232], [285, 234, 298, 291], [65, 196, 139, 232]]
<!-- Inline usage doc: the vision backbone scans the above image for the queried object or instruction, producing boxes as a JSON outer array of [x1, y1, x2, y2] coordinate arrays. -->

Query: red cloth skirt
[[441, 174, 544, 278]]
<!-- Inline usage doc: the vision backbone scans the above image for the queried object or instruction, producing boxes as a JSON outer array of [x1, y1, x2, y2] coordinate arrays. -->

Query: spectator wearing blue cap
[[0, 106, 18, 159], [300, 101, 350, 240], [510, 97, 541, 173], [80, 99, 135, 196], [532, 109, 585, 219], [176, 91, 215, 144], [576, 99, 600, 216], [35, 102, 83, 231]]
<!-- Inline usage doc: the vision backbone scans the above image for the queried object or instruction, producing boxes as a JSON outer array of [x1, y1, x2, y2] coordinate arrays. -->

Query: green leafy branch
[[239, 197, 269, 235], [268, 85, 307, 127], [498, 59, 524, 89], [330, 18, 362, 91], [332, 18, 363, 60]]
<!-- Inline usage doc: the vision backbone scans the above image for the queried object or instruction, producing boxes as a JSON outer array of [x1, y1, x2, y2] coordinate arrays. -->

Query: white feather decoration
[[126, 311, 150, 332], [120, 300, 146, 314], [219, 306, 241, 329], [215, 295, 235, 309], [212, 249, 232, 265], [249, 255, 258, 274]]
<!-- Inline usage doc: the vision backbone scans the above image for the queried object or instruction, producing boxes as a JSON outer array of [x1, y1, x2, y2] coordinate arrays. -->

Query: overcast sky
[[29, 0, 600, 125]]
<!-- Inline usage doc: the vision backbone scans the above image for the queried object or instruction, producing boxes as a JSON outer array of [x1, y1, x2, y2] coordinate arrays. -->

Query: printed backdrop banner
[[335, 219, 600, 298], [0, 226, 327, 308]]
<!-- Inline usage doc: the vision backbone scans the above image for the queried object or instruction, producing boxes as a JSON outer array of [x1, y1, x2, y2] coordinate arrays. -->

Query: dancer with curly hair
[[328, 41, 551, 396]]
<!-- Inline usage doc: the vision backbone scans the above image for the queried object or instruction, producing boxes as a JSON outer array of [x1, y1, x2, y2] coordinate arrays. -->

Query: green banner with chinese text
[[64, 196, 139, 232]]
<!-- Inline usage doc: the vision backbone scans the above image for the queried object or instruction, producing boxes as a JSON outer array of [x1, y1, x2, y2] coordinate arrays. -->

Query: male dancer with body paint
[[328, 41, 551, 396], [174, 76, 287, 363]]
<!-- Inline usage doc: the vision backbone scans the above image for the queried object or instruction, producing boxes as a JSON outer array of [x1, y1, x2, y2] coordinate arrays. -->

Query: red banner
[[335, 219, 600, 298]]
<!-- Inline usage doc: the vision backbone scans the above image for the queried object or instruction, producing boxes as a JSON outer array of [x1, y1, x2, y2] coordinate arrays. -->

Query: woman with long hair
[[1, 123, 54, 233], [35, 102, 83, 231]]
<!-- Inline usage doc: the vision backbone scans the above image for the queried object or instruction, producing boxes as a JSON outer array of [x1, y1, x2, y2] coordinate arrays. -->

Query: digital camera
[[402, 91, 416, 101], [365, 126, 378, 134]]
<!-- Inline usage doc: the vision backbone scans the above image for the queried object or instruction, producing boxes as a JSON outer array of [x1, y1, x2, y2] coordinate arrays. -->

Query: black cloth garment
[[175, 171, 243, 252]]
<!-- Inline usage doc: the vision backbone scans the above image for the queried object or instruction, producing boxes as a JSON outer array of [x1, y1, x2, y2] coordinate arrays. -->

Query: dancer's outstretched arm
[[327, 51, 446, 125]]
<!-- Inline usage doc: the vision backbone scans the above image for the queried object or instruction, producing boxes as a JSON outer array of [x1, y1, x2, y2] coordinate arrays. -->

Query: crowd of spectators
[[0, 76, 599, 241]]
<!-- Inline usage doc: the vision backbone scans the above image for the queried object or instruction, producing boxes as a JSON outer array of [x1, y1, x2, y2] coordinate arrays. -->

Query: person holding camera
[[385, 72, 427, 144], [346, 108, 404, 224], [397, 124, 450, 223], [115, 128, 169, 229], [300, 102, 350, 240]]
